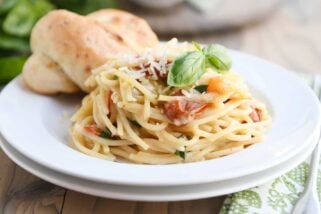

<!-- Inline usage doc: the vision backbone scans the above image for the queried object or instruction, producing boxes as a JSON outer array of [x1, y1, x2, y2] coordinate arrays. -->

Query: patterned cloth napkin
[[220, 73, 321, 213]]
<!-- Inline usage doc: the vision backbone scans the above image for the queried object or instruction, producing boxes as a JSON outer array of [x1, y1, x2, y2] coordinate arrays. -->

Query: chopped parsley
[[99, 129, 112, 139], [175, 150, 186, 160], [194, 85, 208, 93]]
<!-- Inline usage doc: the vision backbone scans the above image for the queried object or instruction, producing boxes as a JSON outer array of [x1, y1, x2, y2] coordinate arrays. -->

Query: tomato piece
[[84, 125, 101, 136], [207, 76, 232, 94], [250, 107, 262, 122], [164, 100, 208, 126]]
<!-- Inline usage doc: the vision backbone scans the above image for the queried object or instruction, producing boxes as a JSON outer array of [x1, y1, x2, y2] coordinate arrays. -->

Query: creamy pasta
[[71, 39, 271, 164]]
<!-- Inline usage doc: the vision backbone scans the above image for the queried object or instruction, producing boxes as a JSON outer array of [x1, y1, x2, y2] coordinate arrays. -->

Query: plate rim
[[0, 128, 317, 201], [0, 49, 320, 186]]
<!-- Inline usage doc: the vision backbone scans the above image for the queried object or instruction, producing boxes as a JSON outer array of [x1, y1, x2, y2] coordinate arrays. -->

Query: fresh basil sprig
[[203, 44, 231, 71], [167, 42, 232, 87], [167, 51, 205, 88]]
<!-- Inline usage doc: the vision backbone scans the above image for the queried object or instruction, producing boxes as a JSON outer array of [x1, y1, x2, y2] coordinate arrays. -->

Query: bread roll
[[88, 9, 158, 52], [23, 9, 158, 94], [23, 53, 79, 94]]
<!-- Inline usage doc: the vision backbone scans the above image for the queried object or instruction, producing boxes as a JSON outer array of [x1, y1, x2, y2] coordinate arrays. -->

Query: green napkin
[[220, 73, 321, 213]]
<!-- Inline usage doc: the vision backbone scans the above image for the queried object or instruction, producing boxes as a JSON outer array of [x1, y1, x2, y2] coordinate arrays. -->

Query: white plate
[[0, 130, 317, 201], [0, 50, 320, 186]]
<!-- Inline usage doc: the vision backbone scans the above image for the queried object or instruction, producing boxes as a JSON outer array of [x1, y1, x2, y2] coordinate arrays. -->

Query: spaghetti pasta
[[71, 39, 271, 164]]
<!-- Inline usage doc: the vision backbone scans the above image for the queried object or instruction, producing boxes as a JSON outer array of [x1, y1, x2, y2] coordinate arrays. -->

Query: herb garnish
[[175, 150, 186, 160], [194, 85, 208, 93], [167, 42, 231, 87], [99, 129, 112, 139]]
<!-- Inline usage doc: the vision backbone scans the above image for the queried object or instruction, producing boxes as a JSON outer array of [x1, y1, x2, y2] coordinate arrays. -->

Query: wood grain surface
[[1, 0, 320, 213]]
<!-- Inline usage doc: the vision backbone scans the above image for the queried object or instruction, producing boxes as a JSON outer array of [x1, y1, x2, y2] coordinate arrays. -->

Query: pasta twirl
[[71, 39, 271, 164]]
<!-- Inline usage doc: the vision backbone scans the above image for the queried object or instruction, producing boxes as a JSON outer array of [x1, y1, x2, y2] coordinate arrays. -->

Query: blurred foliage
[[0, 0, 117, 85], [3, 0, 55, 37], [0, 33, 30, 52], [51, 0, 118, 15], [0, 0, 18, 15], [0, 55, 27, 84]]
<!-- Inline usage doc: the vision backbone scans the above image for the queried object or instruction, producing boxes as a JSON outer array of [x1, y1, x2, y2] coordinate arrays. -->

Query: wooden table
[[1, 0, 320, 213]]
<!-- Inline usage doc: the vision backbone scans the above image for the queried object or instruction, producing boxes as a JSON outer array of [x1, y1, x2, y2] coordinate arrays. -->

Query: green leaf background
[[0, 0, 117, 85]]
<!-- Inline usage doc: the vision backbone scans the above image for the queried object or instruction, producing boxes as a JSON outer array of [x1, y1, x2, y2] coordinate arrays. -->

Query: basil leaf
[[167, 42, 232, 87], [175, 150, 186, 160], [0, 32, 30, 52], [192, 41, 202, 51], [3, 0, 54, 37], [51, 0, 118, 15], [3, 0, 37, 37], [194, 85, 208, 93], [167, 51, 205, 87], [32, 0, 55, 19], [202, 44, 231, 72], [0, 0, 18, 15], [99, 129, 112, 139]]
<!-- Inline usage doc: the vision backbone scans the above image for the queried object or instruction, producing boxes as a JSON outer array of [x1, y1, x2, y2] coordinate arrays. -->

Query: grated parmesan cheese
[[106, 39, 193, 80]]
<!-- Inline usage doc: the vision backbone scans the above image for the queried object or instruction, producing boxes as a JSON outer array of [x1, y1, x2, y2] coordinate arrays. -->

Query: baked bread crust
[[23, 54, 79, 94], [23, 9, 158, 94]]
